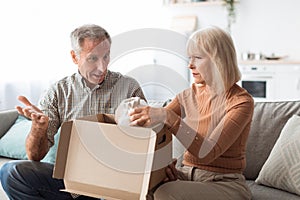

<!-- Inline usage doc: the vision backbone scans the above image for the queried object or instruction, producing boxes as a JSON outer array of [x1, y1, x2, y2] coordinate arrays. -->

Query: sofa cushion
[[255, 114, 300, 196], [244, 100, 300, 180], [247, 180, 300, 200], [0, 115, 59, 164]]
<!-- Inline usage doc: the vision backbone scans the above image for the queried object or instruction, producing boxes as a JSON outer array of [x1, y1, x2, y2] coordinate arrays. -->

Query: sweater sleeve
[[167, 86, 254, 165], [184, 98, 254, 164]]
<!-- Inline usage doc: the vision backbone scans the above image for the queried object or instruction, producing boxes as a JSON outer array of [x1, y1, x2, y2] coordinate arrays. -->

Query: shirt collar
[[75, 70, 111, 90]]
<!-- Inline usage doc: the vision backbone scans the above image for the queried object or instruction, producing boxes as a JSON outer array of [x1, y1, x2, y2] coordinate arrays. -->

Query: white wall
[[234, 0, 300, 59], [0, 0, 168, 82], [162, 0, 300, 60], [0, 0, 299, 109], [1, 0, 299, 82]]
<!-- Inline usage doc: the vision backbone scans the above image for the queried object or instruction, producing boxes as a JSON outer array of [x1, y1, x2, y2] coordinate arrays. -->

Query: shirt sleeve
[[125, 76, 146, 101], [38, 84, 61, 148]]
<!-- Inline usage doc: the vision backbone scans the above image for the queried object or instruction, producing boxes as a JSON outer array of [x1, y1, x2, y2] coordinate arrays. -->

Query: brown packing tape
[[77, 113, 116, 124]]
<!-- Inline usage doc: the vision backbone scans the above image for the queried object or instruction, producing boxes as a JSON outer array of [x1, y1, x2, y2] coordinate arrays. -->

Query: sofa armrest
[[0, 109, 19, 138]]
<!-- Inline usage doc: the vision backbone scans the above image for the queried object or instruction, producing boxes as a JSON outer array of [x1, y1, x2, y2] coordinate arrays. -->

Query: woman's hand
[[164, 159, 178, 182], [129, 106, 167, 127]]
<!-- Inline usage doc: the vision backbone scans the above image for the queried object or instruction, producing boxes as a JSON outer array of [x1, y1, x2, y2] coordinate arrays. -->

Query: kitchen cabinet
[[275, 65, 300, 101], [239, 61, 300, 101], [238, 63, 276, 101]]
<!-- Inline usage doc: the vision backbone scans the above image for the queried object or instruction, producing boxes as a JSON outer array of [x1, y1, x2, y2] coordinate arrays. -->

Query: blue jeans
[[0, 160, 99, 200]]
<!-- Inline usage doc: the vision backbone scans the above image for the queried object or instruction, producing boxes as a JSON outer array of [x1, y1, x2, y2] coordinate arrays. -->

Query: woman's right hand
[[164, 159, 178, 182], [129, 106, 167, 127]]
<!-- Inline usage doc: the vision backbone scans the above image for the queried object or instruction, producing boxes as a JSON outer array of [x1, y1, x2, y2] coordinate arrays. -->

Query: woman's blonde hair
[[187, 26, 241, 91]]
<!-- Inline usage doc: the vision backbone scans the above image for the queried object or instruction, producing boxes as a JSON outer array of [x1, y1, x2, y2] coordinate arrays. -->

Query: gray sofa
[[243, 100, 300, 200], [1, 100, 300, 200], [0, 109, 19, 200]]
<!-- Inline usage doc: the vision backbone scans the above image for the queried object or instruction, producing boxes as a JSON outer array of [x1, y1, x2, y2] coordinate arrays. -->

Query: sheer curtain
[[0, 80, 55, 111]]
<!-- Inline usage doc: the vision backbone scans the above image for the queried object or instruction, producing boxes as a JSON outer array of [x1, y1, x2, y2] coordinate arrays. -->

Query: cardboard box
[[53, 114, 172, 200]]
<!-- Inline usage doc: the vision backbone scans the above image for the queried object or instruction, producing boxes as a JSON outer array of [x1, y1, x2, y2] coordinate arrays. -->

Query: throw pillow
[[0, 115, 60, 164], [0, 115, 30, 160], [42, 130, 60, 164], [255, 114, 300, 195]]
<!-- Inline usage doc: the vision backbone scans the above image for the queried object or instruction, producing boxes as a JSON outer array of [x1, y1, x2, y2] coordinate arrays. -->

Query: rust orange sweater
[[166, 83, 254, 174]]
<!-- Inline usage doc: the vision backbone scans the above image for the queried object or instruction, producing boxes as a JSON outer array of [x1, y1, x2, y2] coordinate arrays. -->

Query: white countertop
[[239, 59, 300, 65]]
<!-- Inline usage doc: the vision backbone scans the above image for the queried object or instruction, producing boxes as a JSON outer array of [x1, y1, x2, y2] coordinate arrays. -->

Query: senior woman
[[130, 26, 254, 200]]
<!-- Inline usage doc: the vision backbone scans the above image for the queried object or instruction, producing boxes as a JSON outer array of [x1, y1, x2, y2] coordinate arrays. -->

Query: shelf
[[165, 0, 238, 7], [166, 1, 224, 7], [238, 60, 300, 65]]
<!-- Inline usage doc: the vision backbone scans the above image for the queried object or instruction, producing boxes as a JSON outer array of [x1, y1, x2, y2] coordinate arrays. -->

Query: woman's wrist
[[165, 109, 180, 129]]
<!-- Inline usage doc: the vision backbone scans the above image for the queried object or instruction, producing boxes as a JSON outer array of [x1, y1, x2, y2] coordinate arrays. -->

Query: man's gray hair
[[70, 24, 111, 58]]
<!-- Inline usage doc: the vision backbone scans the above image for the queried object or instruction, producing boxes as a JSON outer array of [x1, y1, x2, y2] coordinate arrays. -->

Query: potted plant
[[223, 0, 236, 33]]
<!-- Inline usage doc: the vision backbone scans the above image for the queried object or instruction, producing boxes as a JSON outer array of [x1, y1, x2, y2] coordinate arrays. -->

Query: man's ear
[[70, 50, 78, 64]]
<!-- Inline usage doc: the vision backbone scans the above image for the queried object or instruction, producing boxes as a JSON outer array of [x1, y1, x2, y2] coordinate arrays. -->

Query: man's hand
[[164, 159, 178, 182], [16, 96, 49, 160], [16, 96, 49, 129], [16, 95, 43, 118]]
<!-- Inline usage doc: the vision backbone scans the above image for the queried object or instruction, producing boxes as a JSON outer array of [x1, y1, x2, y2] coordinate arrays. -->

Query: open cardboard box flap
[[53, 114, 172, 200]]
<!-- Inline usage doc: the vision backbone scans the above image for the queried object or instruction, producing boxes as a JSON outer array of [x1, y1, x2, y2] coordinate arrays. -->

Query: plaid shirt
[[39, 70, 145, 148]]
